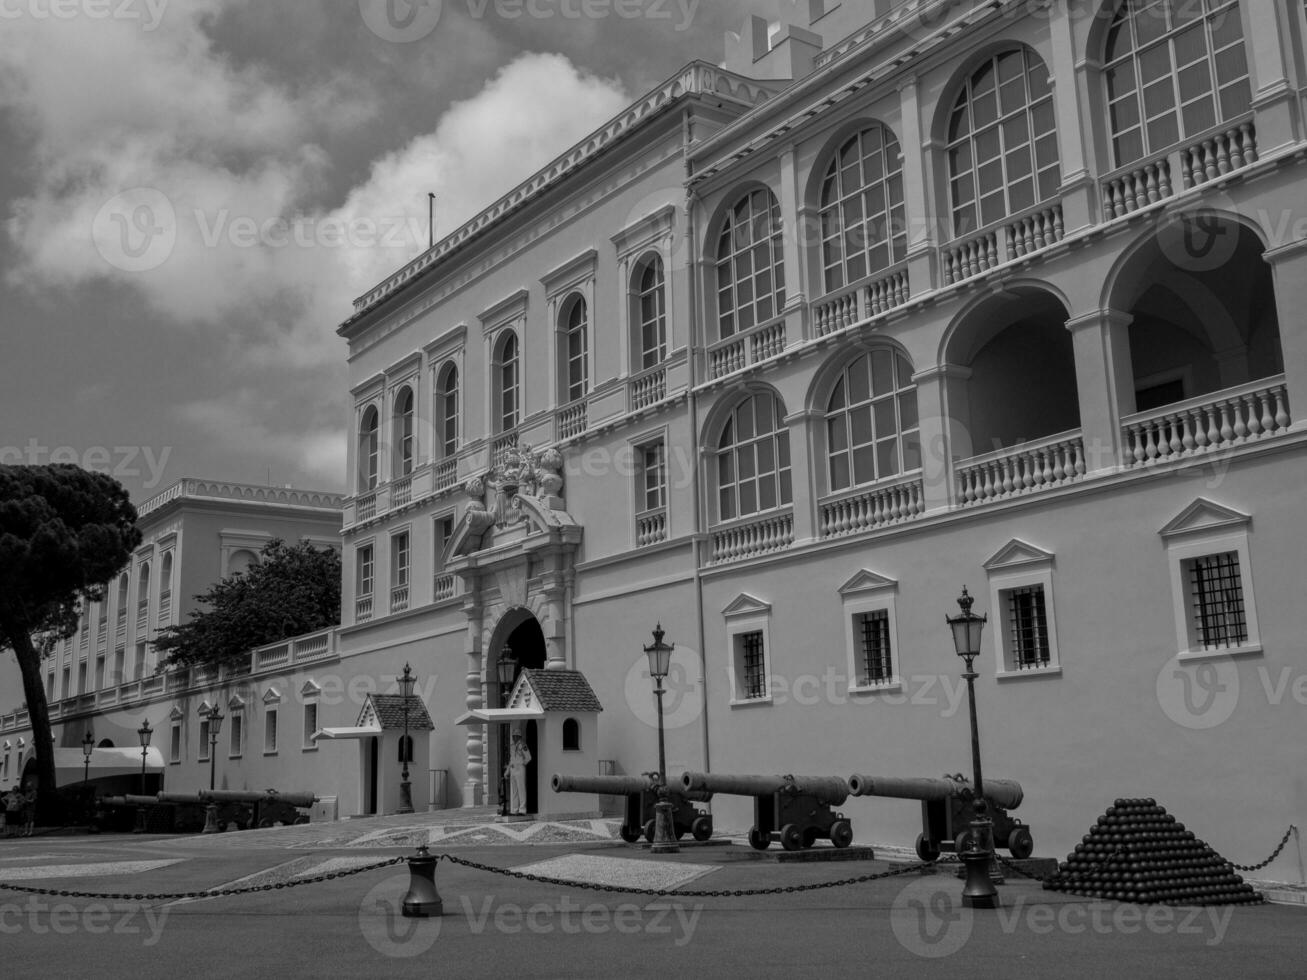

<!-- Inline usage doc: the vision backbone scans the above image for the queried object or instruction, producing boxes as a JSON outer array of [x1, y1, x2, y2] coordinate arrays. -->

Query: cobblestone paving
[[0, 859, 184, 881]]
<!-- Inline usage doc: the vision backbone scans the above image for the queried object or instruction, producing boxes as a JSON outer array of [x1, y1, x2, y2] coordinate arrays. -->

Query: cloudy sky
[[0, 0, 765, 501]]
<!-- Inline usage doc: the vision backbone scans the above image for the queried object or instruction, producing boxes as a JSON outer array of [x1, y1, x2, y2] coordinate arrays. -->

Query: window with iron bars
[[1006, 585, 1050, 669], [1187, 552, 1247, 650], [736, 630, 766, 700], [857, 610, 893, 685]]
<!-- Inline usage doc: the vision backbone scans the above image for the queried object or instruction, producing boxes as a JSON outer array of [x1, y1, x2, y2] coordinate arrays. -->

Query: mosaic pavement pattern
[[511, 854, 720, 891], [0, 859, 185, 881]]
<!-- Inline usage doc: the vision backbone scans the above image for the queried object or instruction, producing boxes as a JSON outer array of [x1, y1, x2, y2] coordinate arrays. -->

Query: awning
[[52, 747, 165, 786], [455, 707, 545, 726], [313, 725, 382, 742]]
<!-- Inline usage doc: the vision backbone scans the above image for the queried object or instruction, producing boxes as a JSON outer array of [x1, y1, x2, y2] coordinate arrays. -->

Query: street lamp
[[81, 729, 94, 786], [397, 663, 415, 815], [202, 706, 224, 835], [947, 586, 999, 909], [496, 648, 516, 818], [643, 624, 678, 854], [134, 717, 153, 834]]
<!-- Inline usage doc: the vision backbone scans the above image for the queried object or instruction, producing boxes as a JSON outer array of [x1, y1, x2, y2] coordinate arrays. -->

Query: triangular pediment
[[838, 569, 899, 597], [169, 706, 185, 721], [300, 680, 322, 698], [506, 673, 538, 711], [1159, 498, 1251, 539], [356, 699, 379, 729], [722, 592, 771, 618], [197, 700, 213, 717], [262, 687, 282, 705], [227, 694, 246, 711], [983, 539, 1054, 571]]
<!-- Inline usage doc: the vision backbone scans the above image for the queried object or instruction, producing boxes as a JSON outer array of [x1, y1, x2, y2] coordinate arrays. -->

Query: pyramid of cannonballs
[[1043, 798, 1264, 906]]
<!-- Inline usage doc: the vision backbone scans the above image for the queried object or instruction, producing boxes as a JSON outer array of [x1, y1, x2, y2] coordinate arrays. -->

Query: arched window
[[716, 393, 792, 521], [561, 294, 588, 403], [494, 332, 519, 433], [820, 125, 907, 292], [825, 349, 921, 492], [1103, 0, 1250, 168], [562, 718, 580, 751], [716, 188, 786, 338], [947, 49, 1059, 235], [436, 362, 459, 459], [397, 734, 413, 764], [116, 572, 129, 622], [634, 254, 666, 370], [358, 405, 379, 490], [137, 561, 150, 624], [392, 387, 415, 478]]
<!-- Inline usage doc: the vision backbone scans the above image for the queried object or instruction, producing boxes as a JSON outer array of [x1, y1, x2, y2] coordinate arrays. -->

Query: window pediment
[[722, 592, 771, 618], [984, 539, 1054, 572], [1159, 498, 1251, 540], [838, 569, 899, 598]]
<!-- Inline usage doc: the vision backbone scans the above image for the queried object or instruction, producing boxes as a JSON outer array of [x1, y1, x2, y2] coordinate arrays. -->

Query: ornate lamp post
[[202, 706, 224, 835], [397, 663, 415, 815], [644, 624, 678, 854], [947, 587, 999, 909], [81, 729, 94, 787], [134, 717, 153, 834], [496, 648, 516, 818]]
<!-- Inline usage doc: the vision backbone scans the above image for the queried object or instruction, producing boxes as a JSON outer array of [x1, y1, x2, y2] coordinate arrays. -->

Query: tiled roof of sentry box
[[520, 670, 603, 713], [363, 694, 435, 731]]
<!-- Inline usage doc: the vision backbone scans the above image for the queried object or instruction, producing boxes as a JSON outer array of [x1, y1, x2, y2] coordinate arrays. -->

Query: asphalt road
[[1, 832, 1303, 979]]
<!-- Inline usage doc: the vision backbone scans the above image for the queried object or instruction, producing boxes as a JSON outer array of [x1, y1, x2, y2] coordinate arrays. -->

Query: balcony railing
[[391, 584, 410, 613], [1180, 120, 1258, 190], [636, 508, 668, 547], [492, 431, 519, 466], [357, 491, 378, 521], [136, 600, 149, 639], [1121, 377, 1290, 469], [356, 595, 374, 623], [97, 621, 107, 643], [115, 617, 127, 644], [1102, 159, 1174, 219], [434, 573, 456, 602], [819, 476, 925, 538], [391, 476, 413, 508], [435, 458, 459, 492], [941, 202, 1065, 286], [255, 642, 291, 671], [708, 315, 788, 381], [157, 590, 171, 626], [557, 400, 588, 440], [291, 630, 333, 662], [955, 430, 1086, 506], [813, 265, 910, 338], [629, 365, 667, 411], [709, 510, 794, 564]]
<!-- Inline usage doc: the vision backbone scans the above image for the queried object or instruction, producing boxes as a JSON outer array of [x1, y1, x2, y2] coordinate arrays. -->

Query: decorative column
[[1240, 0, 1297, 155], [540, 567, 569, 671], [462, 594, 485, 807], [778, 145, 808, 328], [911, 365, 972, 512], [1065, 310, 1136, 474], [1046, 0, 1094, 234], [897, 75, 937, 293], [783, 407, 820, 545], [1264, 238, 1307, 429]]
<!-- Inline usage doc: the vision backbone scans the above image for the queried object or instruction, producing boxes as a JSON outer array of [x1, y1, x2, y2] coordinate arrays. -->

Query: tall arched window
[[716, 392, 792, 521], [358, 405, 379, 490], [634, 254, 666, 370], [436, 362, 459, 459], [716, 188, 786, 338], [494, 332, 519, 433], [820, 125, 907, 292], [392, 386, 415, 478], [116, 572, 129, 624], [826, 349, 920, 492], [1103, 0, 1250, 168], [137, 561, 150, 625], [947, 48, 1060, 234], [561, 294, 588, 403]]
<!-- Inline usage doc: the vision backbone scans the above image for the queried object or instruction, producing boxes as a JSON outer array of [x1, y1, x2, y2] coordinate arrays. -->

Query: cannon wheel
[[293, 815, 310, 825], [691, 816, 713, 842], [780, 824, 804, 852], [830, 819, 853, 849], [747, 827, 770, 851], [915, 832, 941, 862], [643, 819, 657, 844], [257, 817, 279, 829], [954, 829, 975, 855], [619, 824, 641, 844], [1008, 826, 1034, 860]]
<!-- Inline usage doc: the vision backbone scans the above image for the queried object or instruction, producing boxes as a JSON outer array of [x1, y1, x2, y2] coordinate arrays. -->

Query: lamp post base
[[397, 779, 414, 815], [201, 804, 220, 835], [650, 796, 679, 854], [959, 815, 1000, 909]]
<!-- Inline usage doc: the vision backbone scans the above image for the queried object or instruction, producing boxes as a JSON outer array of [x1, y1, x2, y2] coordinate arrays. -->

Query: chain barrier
[[1230, 825, 1297, 872], [0, 855, 407, 901], [439, 852, 934, 898]]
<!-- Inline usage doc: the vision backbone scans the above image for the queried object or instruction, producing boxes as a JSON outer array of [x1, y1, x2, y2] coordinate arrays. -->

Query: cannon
[[200, 789, 316, 828], [846, 773, 1033, 861], [680, 772, 853, 852], [552, 773, 714, 844]]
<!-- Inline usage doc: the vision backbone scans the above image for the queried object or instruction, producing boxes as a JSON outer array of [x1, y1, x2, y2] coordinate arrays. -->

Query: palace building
[[4, 0, 1305, 874]]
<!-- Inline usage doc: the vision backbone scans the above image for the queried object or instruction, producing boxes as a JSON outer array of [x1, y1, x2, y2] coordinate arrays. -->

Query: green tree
[[153, 538, 340, 670], [0, 465, 141, 807]]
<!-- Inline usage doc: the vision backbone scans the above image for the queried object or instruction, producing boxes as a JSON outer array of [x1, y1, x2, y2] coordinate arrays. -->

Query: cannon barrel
[[199, 789, 317, 808], [847, 774, 1023, 810], [121, 794, 163, 806], [158, 792, 206, 805], [552, 773, 712, 802], [680, 772, 849, 806]]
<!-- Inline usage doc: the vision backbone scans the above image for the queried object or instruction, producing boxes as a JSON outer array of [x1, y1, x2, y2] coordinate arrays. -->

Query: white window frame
[[612, 204, 676, 376], [839, 570, 902, 694], [301, 680, 321, 751], [228, 697, 245, 759], [984, 539, 1062, 680], [169, 707, 184, 765], [197, 702, 212, 763], [629, 428, 670, 548], [263, 688, 281, 756], [723, 593, 773, 707], [1160, 499, 1260, 662]]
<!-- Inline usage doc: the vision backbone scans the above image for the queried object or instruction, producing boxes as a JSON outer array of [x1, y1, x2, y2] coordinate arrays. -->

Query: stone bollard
[[401, 845, 443, 918]]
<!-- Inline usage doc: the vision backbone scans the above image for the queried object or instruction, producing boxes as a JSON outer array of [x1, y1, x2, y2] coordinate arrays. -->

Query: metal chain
[[1230, 825, 1297, 872], [0, 855, 406, 901], [439, 852, 934, 898]]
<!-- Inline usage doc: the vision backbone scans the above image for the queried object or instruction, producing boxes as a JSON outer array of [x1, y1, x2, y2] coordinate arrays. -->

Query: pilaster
[[1263, 238, 1307, 428], [912, 365, 972, 511], [1065, 309, 1136, 474]]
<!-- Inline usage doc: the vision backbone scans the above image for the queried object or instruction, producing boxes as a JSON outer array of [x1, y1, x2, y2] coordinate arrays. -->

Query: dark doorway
[[501, 614, 547, 815], [367, 737, 379, 815], [525, 720, 539, 816]]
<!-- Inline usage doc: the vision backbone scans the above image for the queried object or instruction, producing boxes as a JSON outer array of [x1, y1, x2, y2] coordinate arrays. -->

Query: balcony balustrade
[[813, 266, 910, 338], [629, 366, 667, 411], [708, 316, 788, 380], [292, 631, 333, 662], [818, 476, 925, 538], [942, 202, 1065, 286], [157, 590, 171, 626], [636, 508, 668, 547], [1121, 377, 1290, 469], [115, 617, 127, 643], [391, 476, 413, 508], [557, 400, 588, 440], [709, 510, 794, 564], [255, 642, 291, 671], [391, 585, 410, 613], [492, 431, 519, 466], [1180, 120, 1258, 189], [434, 573, 457, 602], [955, 431, 1086, 506], [435, 457, 459, 492], [357, 491, 378, 522], [356, 595, 374, 623]]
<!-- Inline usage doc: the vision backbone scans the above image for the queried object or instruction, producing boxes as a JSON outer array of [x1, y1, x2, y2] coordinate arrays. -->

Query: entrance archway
[[493, 611, 546, 815]]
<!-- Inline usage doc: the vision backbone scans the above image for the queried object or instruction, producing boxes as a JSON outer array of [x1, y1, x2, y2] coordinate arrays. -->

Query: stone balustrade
[[955, 431, 1086, 506], [1122, 377, 1290, 468]]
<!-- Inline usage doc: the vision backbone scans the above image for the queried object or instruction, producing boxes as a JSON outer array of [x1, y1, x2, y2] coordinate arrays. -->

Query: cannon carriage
[[846, 773, 1033, 861], [551, 773, 713, 843], [680, 772, 853, 851]]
